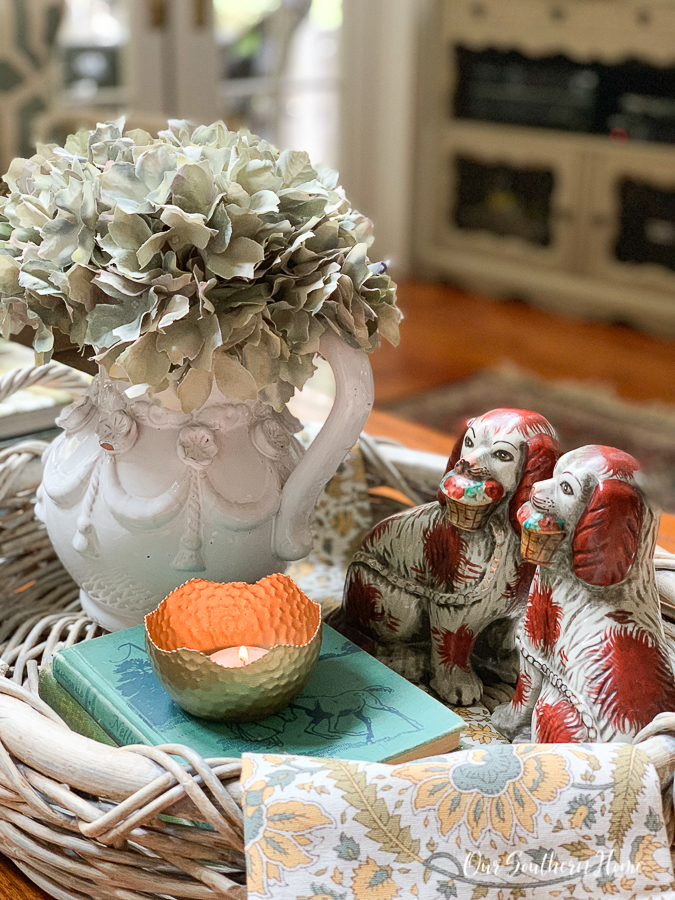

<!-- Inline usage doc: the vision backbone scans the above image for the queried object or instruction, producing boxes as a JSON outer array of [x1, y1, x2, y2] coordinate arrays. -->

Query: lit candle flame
[[238, 645, 249, 666]]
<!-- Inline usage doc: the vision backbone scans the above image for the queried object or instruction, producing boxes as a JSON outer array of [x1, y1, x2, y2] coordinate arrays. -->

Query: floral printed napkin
[[242, 745, 675, 900]]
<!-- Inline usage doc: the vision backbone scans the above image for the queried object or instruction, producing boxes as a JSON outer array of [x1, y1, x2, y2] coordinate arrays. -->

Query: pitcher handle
[[274, 330, 374, 561]]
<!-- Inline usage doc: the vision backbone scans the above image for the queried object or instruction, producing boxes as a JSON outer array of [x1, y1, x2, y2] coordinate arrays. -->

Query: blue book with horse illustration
[[50, 625, 463, 763]]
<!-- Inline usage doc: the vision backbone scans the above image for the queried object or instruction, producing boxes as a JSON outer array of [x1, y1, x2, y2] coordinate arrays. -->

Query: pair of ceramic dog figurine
[[330, 408, 675, 744]]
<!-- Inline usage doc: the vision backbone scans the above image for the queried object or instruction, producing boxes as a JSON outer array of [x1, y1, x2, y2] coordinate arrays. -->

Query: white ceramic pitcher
[[36, 332, 373, 630]]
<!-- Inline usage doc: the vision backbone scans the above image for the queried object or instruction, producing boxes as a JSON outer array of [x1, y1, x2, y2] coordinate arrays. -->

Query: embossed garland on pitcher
[[38, 372, 301, 571], [492, 445, 675, 744], [35, 328, 375, 632], [35, 369, 320, 631]]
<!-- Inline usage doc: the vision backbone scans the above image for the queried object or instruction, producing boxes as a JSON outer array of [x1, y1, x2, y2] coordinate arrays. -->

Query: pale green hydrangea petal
[[213, 352, 258, 401], [0, 256, 21, 295], [177, 365, 213, 413], [206, 236, 264, 280]]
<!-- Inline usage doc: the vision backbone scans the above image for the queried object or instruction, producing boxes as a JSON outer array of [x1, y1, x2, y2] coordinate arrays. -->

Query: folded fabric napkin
[[242, 744, 675, 899]]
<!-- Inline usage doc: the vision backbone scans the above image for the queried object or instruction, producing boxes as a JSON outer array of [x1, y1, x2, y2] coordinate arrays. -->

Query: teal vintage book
[[51, 624, 463, 763], [38, 663, 117, 747]]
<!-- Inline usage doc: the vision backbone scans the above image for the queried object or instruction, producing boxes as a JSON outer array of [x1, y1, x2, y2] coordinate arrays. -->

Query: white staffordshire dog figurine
[[333, 408, 559, 705], [493, 445, 675, 742]]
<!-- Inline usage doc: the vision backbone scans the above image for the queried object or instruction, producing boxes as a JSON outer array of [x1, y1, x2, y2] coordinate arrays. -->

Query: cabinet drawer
[[585, 144, 675, 293], [443, 0, 675, 67], [438, 124, 585, 271]]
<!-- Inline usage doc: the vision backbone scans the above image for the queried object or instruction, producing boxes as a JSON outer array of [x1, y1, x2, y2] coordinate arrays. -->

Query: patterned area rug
[[386, 365, 675, 510]]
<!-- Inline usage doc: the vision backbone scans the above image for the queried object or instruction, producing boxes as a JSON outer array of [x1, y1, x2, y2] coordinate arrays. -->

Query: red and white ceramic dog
[[334, 408, 560, 705], [492, 444, 675, 743]]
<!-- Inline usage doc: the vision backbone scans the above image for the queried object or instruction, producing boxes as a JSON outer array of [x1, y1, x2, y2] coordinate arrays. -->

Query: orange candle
[[209, 645, 268, 668]]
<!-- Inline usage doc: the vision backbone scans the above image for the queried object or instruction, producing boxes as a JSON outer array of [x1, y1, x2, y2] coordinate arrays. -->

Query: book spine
[[38, 666, 118, 747], [52, 650, 157, 748]]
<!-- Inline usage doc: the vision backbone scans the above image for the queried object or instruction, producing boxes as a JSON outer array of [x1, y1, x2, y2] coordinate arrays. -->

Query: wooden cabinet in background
[[439, 123, 586, 273], [584, 143, 675, 297], [416, 0, 675, 335]]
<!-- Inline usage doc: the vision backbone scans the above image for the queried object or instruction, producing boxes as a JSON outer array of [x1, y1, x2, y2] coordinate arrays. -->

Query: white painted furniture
[[416, 0, 675, 335]]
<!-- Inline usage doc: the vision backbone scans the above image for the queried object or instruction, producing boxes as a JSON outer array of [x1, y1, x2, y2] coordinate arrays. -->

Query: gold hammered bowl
[[145, 574, 322, 722]]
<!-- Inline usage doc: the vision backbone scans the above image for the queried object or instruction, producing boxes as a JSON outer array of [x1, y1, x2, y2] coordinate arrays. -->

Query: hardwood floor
[[371, 279, 675, 407], [0, 864, 51, 900]]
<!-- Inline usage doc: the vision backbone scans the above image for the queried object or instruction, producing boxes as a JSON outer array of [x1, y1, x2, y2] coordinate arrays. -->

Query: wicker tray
[[0, 363, 449, 900], [2, 365, 675, 900]]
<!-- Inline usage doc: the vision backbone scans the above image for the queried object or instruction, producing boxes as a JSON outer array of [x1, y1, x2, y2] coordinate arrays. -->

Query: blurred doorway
[[216, 0, 341, 168], [58, 0, 342, 168], [55, 0, 420, 270], [59, 0, 128, 108]]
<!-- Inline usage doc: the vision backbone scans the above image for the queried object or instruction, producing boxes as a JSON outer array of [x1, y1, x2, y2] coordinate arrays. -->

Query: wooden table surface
[[1, 407, 675, 899]]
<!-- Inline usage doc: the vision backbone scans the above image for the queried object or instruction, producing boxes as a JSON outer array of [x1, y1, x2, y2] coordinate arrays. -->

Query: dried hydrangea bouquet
[[0, 119, 400, 630]]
